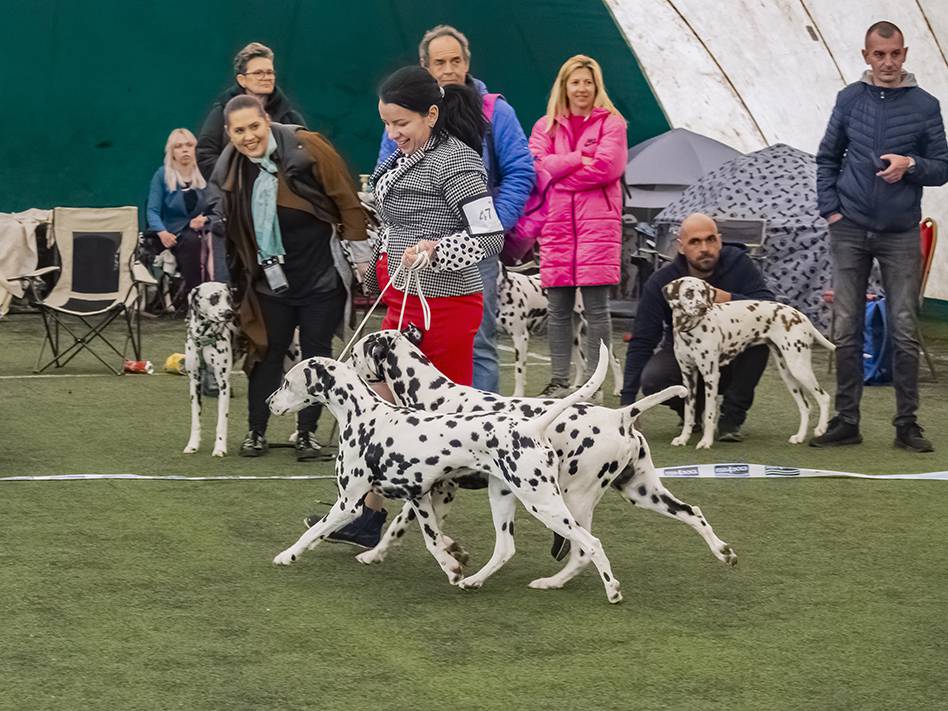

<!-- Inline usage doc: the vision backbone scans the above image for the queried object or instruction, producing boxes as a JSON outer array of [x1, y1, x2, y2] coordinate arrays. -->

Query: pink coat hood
[[528, 108, 628, 288]]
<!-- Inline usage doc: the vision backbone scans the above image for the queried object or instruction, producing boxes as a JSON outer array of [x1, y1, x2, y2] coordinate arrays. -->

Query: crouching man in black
[[619, 213, 775, 442]]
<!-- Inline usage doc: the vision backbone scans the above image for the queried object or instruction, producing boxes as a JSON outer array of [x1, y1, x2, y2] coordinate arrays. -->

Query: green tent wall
[[0, 0, 668, 214]]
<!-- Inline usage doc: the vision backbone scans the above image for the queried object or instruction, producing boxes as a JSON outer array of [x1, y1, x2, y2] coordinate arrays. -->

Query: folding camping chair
[[716, 218, 769, 260], [15, 206, 157, 374]]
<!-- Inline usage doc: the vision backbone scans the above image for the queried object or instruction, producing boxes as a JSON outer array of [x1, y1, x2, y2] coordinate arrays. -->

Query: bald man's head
[[677, 213, 722, 276]]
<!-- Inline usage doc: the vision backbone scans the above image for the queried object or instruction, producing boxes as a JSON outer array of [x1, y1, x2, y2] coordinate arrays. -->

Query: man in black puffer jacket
[[196, 42, 306, 182], [620, 213, 775, 443], [814, 21, 948, 453]]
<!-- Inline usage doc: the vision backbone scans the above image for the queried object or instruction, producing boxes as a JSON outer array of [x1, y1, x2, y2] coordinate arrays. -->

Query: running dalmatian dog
[[269, 344, 630, 604], [183, 282, 236, 457], [346, 329, 737, 590], [664, 276, 835, 449], [497, 266, 624, 397]]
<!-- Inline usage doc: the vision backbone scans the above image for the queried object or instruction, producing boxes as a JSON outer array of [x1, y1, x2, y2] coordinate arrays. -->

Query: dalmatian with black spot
[[346, 329, 738, 590], [664, 276, 835, 449], [269, 344, 631, 603], [497, 266, 624, 397], [183, 282, 236, 457]]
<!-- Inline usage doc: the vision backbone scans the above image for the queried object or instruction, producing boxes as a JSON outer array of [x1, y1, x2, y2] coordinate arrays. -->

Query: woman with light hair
[[145, 127, 212, 297], [528, 55, 628, 400]]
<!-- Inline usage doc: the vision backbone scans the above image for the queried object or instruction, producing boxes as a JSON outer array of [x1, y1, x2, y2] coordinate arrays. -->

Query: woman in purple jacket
[[529, 55, 628, 398]]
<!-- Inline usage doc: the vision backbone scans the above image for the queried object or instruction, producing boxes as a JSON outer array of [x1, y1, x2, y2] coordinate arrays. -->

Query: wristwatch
[[907, 156, 917, 173]]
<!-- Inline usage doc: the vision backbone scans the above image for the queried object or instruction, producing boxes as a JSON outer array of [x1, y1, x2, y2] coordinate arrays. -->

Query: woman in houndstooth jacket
[[363, 65, 506, 386]]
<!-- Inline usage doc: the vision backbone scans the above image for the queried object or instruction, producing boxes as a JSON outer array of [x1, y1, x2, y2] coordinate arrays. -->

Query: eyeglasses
[[242, 69, 276, 79]]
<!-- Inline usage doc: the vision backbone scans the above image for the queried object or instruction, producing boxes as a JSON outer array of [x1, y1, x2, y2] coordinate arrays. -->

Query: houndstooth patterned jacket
[[363, 133, 505, 298]]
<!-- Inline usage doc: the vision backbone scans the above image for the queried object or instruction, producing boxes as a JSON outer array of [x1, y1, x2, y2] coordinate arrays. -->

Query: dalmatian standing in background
[[183, 282, 236, 457], [664, 276, 835, 449], [496, 265, 624, 397]]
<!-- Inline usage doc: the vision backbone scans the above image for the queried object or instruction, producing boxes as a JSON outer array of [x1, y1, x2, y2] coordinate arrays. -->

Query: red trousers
[[377, 254, 483, 385]]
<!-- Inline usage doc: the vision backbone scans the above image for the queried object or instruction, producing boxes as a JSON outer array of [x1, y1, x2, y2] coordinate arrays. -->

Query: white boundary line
[[2, 464, 947, 482]]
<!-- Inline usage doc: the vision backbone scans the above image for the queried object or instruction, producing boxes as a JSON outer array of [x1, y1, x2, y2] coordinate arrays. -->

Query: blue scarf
[[248, 131, 284, 263]]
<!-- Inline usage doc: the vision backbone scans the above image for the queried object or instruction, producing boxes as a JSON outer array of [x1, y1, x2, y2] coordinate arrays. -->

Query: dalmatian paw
[[671, 434, 690, 447], [457, 576, 484, 590], [607, 586, 624, 605], [528, 576, 565, 590], [788, 433, 805, 444], [814, 423, 828, 437], [212, 447, 227, 457], [718, 544, 738, 566], [355, 549, 384, 565], [272, 549, 298, 566], [695, 437, 714, 449], [183, 438, 200, 454]]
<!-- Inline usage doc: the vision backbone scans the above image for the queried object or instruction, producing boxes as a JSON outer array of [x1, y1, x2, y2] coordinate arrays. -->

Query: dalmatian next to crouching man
[[345, 328, 737, 590], [269, 343, 630, 603], [664, 276, 835, 449]]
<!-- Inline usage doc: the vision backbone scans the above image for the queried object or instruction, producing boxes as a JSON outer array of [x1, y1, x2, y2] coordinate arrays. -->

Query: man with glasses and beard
[[619, 213, 774, 442]]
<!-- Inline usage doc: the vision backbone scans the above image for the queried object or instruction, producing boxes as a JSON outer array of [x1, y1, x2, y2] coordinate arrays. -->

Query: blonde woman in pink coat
[[529, 55, 628, 398]]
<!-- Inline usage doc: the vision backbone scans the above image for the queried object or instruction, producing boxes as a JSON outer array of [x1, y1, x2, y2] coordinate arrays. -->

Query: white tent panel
[[604, 0, 764, 152]]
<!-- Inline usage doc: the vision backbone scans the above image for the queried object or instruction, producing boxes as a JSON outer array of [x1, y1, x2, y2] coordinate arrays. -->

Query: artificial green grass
[[1, 312, 948, 710]]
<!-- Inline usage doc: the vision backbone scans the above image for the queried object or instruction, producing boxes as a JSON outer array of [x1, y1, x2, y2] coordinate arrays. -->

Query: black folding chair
[[16, 207, 156, 374]]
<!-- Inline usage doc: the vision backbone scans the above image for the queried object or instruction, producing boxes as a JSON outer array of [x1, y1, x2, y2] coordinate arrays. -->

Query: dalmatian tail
[[527, 341, 610, 436], [621, 385, 689, 426], [810, 323, 836, 352]]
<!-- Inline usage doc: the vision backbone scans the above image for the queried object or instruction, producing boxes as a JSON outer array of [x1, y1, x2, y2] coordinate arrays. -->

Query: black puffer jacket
[[816, 72, 948, 233], [196, 84, 306, 181]]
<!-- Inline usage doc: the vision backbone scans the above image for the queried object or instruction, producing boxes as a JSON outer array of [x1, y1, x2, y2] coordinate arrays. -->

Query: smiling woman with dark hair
[[206, 96, 370, 460]]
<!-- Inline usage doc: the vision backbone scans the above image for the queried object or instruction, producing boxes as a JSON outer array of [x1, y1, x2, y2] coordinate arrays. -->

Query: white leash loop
[[338, 253, 431, 361]]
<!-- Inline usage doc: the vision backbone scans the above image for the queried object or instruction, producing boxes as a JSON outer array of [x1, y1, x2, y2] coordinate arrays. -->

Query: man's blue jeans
[[472, 254, 500, 392], [829, 217, 921, 426]]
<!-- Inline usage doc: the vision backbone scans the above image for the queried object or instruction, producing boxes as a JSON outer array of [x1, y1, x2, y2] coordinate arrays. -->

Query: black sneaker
[[323, 507, 388, 549], [239, 430, 268, 457], [550, 533, 571, 561], [717, 418, 745, 442], [538, 380, 570, 398], [295, 431, 321, 461], [894, 423, 934, 453], [809, 417, 862, 447]]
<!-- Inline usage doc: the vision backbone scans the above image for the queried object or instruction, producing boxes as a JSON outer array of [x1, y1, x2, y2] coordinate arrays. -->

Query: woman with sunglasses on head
[[197, 42, 306, 182]]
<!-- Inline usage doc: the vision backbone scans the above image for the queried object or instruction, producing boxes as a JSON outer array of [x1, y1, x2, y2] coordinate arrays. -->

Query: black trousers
[[640, 344, 769, 426], [248, 287, 346, 435], [172, 228, 203, 296]]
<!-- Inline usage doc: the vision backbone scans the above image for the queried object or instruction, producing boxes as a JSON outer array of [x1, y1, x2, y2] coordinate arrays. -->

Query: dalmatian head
[[348, 326, 424, 384], [269, 357, 342, 415], [188, 282, 235, 324], [663, 276, 715, 319]]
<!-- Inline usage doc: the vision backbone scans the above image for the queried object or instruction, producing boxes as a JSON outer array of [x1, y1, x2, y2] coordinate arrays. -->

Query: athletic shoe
[[239, 430, 267, 457], [717, 418, 745, 442], [295, 431, 321, 461], [550, 533, 571, 561], [894, 423, 934, 453], [538, 380, 570, 398], [302, 507, 389, 549], [809, 417, 862, 447]]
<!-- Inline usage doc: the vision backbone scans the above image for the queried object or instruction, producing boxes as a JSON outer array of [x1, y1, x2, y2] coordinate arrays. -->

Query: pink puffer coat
[[528, 108, 628, 288]]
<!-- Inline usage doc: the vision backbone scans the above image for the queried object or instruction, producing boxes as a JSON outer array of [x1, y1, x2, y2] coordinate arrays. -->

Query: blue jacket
[[816, 73, 948, 233], [619, 245, 775, 404], [146, 167, 208, 234], [376, 76, 535, 231]]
